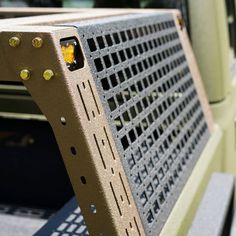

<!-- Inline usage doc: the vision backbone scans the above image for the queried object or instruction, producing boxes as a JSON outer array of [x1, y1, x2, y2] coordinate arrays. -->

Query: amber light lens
[[61, 44, 75, 64], [60, 37, 84, 71]]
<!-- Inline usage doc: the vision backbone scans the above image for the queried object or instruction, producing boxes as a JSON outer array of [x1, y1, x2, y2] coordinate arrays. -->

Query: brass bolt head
[[9, 37, 20, 47], [32, 37, 43, 48], [20, 69, 30, 80], [43, 69, 54, 81]]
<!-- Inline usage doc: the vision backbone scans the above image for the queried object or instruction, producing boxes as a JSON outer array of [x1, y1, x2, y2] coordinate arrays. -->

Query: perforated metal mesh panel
[[0, 204, 52, 219], [35, 197, 88, 236], [68, 13, 210, 235]]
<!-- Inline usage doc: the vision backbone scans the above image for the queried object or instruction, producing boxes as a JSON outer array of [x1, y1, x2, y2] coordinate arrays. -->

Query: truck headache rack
[[0, 9, 213, 236]]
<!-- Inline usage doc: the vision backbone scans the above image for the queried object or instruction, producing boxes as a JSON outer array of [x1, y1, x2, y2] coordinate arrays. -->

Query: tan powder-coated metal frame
[[0, 9, 214, 235]]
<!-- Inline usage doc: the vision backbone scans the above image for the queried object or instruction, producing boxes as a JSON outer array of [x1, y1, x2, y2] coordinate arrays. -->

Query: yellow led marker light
[[60, 37, 84, 71]]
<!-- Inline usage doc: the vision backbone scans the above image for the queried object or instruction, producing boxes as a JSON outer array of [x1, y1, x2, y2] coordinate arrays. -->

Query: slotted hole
[[123, 111, 131, 122], [108, 97, 117, 111], [87, 38, 97, 52], [147, 210, 154, 224], [147, 158, 154, 171], [153, 175, 160, 189], [116, 93, 125, 106], [126, 29, 133, 40], [126, 48, 132, 59], [143, 42, 148, 52], [111, 168, 114, 174], [94, 58, 103, 72], [137, 62, 143, 72], [117, 70, 125, 83], [140, 191, 148, 206], [120, 31, 127, 42], [119, 50, 126, 62], [110, 74, 118, 87], [138, 44, 143, 54], [96, 36, 105, 49], [103, 55, 112, 68], [133, 28, 139, 38], [113, 32, 120, 44], [128, 154, 136, 170], [130, 106, 137, 119], [121, 135, 129, 150], [128, 129, 136, 143], [136, 102, 143, 113], [101, 77, 110, 90], [111, 52, 119, 65], [114, 116, 123, 131], [141, 165, 148, 179], [134, 173, 142, 187], [138, 27, 144, 37], [132, 46, 138, 56], [131, 64, 138, 75], [125, 68, 132, 79], [105, 34, 113, 46], [159, 192, 165, 205], [147, 183, 154, 197], [123, 89, 131, 101], [135, 124, 142, 136], [153, 200, 160, 214]]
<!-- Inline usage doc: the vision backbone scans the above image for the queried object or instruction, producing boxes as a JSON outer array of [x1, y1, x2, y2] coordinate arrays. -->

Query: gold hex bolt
[[32, 37, 43, 48], [20, 69, 30, 80], [43, 69, 54, 81], [9, 37, 20, 47]]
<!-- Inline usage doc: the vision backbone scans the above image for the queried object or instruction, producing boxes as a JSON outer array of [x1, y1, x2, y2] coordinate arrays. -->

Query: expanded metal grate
[[35, 197, 88, 236], [0, 204, 53, 219], [69, 13, 210, 235]]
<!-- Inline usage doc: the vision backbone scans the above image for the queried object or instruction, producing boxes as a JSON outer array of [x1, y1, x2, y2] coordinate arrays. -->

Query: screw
[[32, 37, 43, 48], [43, 69, 54, 81], [9, 37, 20, 47], [20, 69, 30, 80]]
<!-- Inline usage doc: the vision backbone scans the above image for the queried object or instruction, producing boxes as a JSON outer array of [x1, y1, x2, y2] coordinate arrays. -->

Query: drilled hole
[[80, 176, 87, 184], [70, 146, 77, 155], [60, 117, 66, 125], [90, 204, 97, 214]]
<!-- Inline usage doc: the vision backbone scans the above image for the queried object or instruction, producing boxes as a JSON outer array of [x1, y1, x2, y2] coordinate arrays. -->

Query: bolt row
[[9, 36, 43, 48], [8, 36, 54, 81], [20, 69, 54, 81]]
